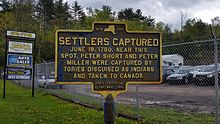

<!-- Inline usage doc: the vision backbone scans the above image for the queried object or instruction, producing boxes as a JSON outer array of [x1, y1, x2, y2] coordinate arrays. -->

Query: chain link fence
[[12, 39, 220, 123]]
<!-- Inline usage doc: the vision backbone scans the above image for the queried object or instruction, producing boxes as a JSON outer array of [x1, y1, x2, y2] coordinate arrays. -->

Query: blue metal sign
[[7, 54, 32, 67], [7, 67, 32, 80]]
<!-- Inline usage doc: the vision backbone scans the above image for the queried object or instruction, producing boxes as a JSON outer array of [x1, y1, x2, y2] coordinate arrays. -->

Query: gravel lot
[[15, 80, 219, 114], [62, 83, 218, 114]]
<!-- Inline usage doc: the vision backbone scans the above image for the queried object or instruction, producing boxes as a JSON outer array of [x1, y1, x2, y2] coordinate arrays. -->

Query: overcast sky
[[66, 0, 220, 30]]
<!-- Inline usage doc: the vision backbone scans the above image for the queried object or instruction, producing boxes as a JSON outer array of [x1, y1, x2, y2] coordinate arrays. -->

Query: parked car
[[162, 66, 175, 83], [187, 65, 206, 83], [38, 71, 63, 89], [194, 64, 220, 85], [166, 66, 193, 84]]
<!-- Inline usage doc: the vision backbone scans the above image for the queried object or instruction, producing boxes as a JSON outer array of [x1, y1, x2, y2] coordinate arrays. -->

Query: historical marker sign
[[55, 22, 162, 96]]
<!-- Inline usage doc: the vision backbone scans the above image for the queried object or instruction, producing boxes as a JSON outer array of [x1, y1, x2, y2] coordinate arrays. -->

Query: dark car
[[187, 65, 206, 83], [166, 66, 193, 84], [162, 66, 175, 83], [194, 64, 220, 85]]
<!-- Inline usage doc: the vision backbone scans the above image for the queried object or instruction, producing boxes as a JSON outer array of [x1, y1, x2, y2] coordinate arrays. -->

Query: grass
[[117, 104, 215, 124], [0, 80, 134, 124], [44, 89, 102, 108], [44, 87, 216, 124]]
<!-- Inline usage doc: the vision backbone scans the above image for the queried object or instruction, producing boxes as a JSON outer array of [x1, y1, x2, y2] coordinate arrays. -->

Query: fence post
[[101, 95, 104, 109], [42, 59, 48, 89], [136, 85, 140, 121], [45, 61, 48, 88], [210, 25, 219, 124]]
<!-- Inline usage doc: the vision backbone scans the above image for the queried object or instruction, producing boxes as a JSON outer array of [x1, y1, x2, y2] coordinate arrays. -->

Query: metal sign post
[[55, 22, 162, 123], [3, 32, 8, 99], [136, 85, 140, 120], [32, 39, 36, 97]]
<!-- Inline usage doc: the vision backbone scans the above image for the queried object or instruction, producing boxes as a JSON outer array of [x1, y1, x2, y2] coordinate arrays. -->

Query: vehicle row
[[37, 71, 64, 89], [163, 64, 220, 85]]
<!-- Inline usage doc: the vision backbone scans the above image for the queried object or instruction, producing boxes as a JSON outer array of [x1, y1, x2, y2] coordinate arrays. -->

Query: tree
[[0, 12, 17, 67], [180, 11, 188, 40], [211, 16, 220, 38], [144, 16, 155, 27], [163, 24, 172, 42], [0, 0, 11, 13], [10, 0, 36, 30], [182, 18, 210, 40], [54, 0, 70, 20], [118, 8, 155, 27], [118, 8, 135, 21], [36, 0, 55, 21], [94, 5, 115, 21], [118, 8, 155, 31], [70, 1, 85, 21], [134, 9, 144, 20]]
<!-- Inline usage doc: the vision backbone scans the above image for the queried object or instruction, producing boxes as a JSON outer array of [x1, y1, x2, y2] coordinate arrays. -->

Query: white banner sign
[[8, 41, 32, 54], [7, 31, 36, 39]]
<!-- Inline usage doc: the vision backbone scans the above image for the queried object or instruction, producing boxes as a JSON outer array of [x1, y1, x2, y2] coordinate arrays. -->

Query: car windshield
[[201, 64, 220, 72], [175, 69, 191, 74], [190, 65, 205, 72], [201, 65, 219, 72]]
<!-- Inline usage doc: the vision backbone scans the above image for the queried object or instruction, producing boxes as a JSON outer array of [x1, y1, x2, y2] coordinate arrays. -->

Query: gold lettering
[[66, 37, 71, 45], [59, 37, 65, 45]]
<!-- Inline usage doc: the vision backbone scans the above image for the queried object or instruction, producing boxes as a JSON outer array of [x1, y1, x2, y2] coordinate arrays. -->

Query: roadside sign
[[7, 68, 32, 80], [7, 54, 32, 67], [3, 30, 36, 98], [55, 22, 162, 97], [8, 41, 32, 54]]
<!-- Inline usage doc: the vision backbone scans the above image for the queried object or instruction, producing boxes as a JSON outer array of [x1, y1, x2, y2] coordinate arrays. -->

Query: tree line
[[0, 0, 220, 67]]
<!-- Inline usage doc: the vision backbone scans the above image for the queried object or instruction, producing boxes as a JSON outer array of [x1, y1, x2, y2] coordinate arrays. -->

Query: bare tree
[[180, 10, 187, 40]]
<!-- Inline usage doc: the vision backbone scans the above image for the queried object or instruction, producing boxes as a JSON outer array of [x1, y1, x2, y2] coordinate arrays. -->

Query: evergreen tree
[[36, 0, 55, 21], [118, 8, 135, 21], [118, 8, 155, 26], [70, 1, 85, 21], [0, 0, 11, 13], [54, 0, 70, 20], [94, 5, 115, 21], [163, 24, 172, 42]]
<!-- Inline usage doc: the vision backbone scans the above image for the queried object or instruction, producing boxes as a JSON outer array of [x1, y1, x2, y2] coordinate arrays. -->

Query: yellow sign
[[8, 41, 32, 54]]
